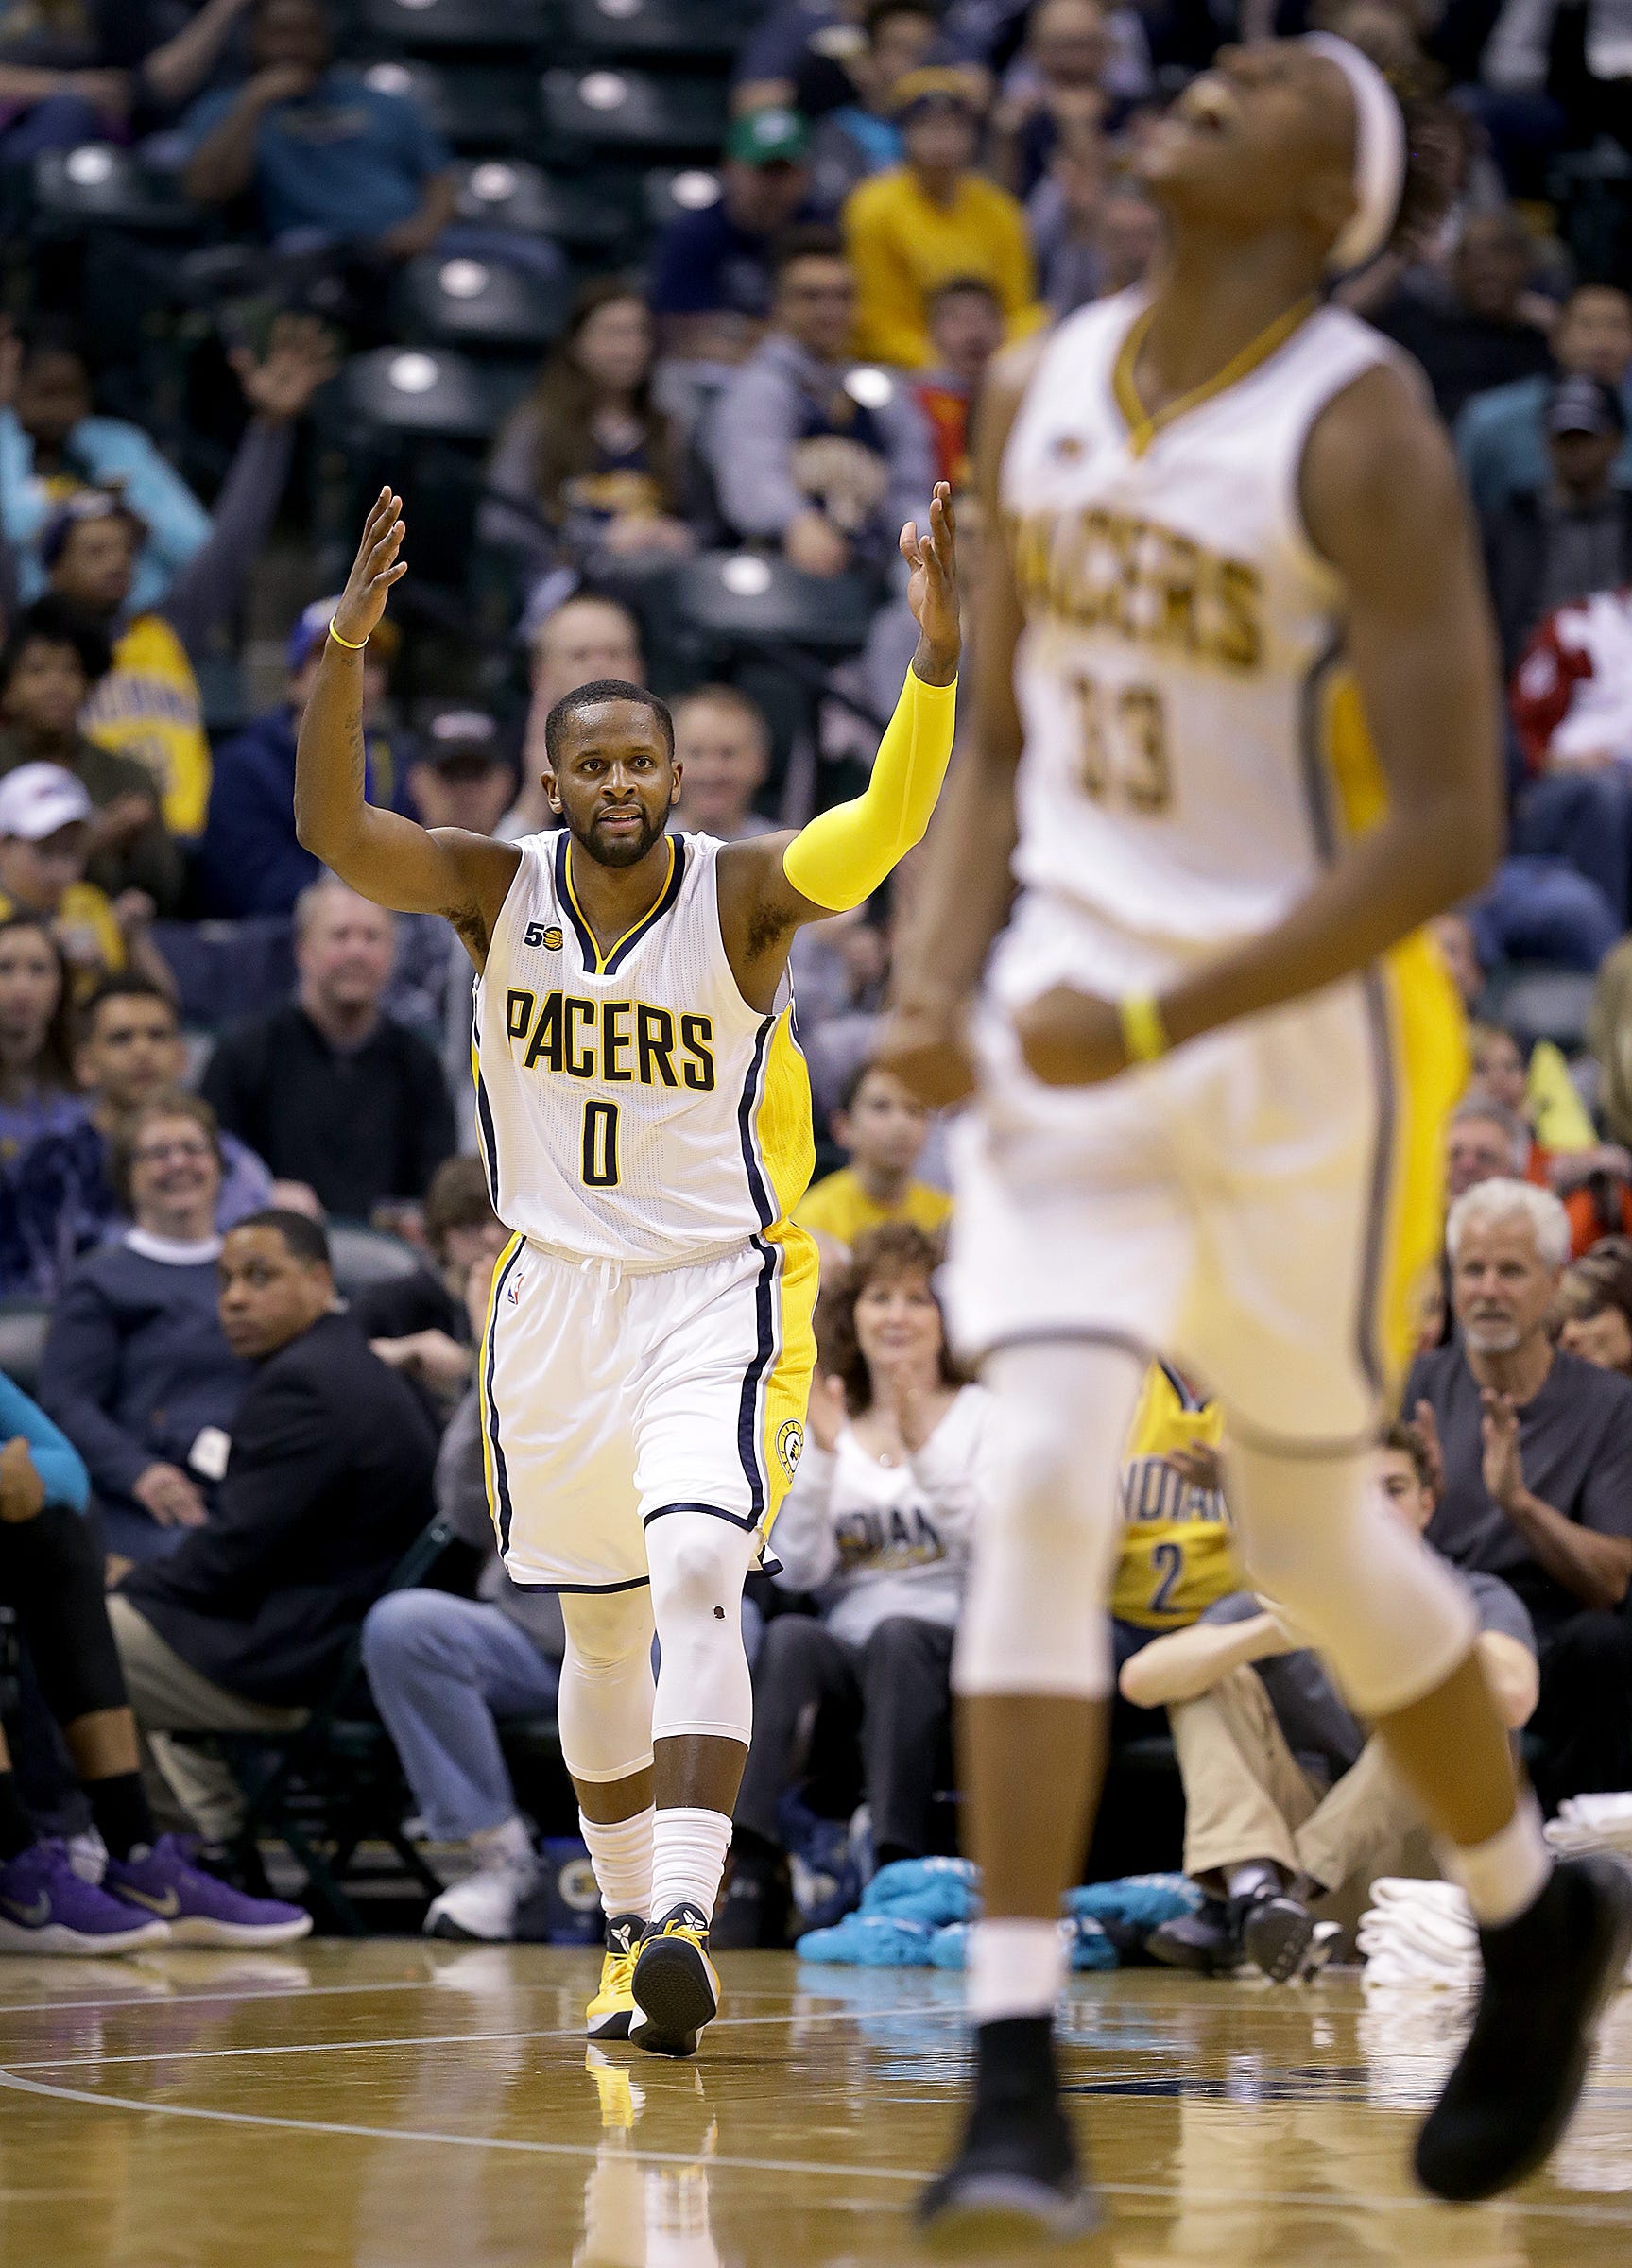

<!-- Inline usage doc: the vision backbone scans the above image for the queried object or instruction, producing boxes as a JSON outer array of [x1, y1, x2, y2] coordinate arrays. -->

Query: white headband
[[1303, 32, 1407, 274]]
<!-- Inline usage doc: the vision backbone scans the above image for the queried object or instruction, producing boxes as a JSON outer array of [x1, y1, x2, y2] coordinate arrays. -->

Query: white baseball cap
[[0, 763, 95, 843]]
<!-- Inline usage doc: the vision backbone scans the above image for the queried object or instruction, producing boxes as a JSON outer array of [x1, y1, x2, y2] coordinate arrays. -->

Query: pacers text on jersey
[[504, 988, 716, 1091], [1005, 505, 1263, 672]]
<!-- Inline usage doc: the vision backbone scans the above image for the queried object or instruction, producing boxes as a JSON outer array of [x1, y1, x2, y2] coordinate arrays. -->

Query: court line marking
[[0, 1976, 848, 2022], [0, 2003, 929, 2071], [4, 2063, 1632, 2224]]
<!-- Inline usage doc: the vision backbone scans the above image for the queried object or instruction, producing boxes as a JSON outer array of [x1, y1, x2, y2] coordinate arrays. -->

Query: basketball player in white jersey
[[880, 36, 1632, 2245], [296, 485, 959, 2059]]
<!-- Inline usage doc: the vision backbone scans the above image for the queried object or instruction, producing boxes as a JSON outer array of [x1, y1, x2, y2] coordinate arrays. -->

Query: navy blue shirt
[[38, 1233, 250, 1523], [649, 203, 784, 320]]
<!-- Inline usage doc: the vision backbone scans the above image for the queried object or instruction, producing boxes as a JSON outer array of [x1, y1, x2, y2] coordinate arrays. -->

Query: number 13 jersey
[[472, 831, 814, 1265], [1000, 289, 1396, 959]]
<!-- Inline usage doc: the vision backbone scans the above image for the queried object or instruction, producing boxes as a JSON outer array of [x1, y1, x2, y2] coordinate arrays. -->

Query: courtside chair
[[645, 163, 722, 232], [1479, 967, 1598, 1057], [327, 1224, 423, 1303], [190, 1516, 458, 1934], [340, 344, 498, 442], [0, 1305, 51, 1401], [540, 67, 731, 163]]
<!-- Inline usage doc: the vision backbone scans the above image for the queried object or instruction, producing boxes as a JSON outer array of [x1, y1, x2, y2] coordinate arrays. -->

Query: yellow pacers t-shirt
[[0, 884, 125, 997], [1112, 1362, 1242, 1630], [794, 1166, 952, 1248], [79, 614, 212, 837]]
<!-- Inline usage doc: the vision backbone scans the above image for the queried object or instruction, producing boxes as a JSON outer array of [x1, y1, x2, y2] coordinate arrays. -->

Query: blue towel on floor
[[1064, 1874, 1202, 1932], [796, 1913, 936, 1966], [860, 1857, 979, 1928]]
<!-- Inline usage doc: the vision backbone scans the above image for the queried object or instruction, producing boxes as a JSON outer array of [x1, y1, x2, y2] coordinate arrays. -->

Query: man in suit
[[107, 1209, 438, 1849]]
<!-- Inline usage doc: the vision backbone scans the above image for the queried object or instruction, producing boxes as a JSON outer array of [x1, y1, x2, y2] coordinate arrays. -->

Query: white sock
[[967, 1916, 1068, 2026], [580, 1807, 654, 1922], [471, 1814, 537, 1873], [649, 1806, 732, 1925], [1443, 1794, 1553, 1928]]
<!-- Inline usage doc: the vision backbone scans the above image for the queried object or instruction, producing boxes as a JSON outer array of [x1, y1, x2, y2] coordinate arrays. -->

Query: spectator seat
[[561, 0, 762, 63], [1480, 966, 1598, 1057], [328, 1226, 423, 1304], [360, 58, 537, 153], [454, 159, 625, 253], [358, 0, 551, 50], [339, 346, 499, 443], [0, 1304, 51, 1400], [540, 67, 730, 163], [645, 164, 721, 230], [670, 552, 880, 657], [29, 144, 197, 235], [391, 251, 564, 355]]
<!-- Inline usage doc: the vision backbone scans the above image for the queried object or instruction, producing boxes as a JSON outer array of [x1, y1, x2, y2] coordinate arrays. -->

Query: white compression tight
[[954, 1341, 1479, 1720], [557, 1512, 758, 1786]]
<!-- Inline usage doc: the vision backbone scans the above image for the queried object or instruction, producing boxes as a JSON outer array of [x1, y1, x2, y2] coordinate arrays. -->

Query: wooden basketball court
[[2, 1944, 1628, 2265]]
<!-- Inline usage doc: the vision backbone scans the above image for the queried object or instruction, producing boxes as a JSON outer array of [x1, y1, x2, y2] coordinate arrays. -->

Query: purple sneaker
[[104, 1836, 313, 1948], [0, 1840, 172, 1956]]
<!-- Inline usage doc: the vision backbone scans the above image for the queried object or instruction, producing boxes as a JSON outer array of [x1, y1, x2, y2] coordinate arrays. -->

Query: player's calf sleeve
[[953, 1343, 1144, 1703], [646, 1512, 757, 1747], [558, 1590, 658, 1786], [1228, 1436, 1479, 1720]]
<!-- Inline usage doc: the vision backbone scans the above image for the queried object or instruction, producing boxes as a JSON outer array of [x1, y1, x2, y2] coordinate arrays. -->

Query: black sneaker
[[917, 2017, 1101, 2252], [1415, 1855, 1632, 2203], [1147, 1899, 1236, 1976], [1240, 1893, 1315, 1984], [630, 1904, 719, 2059]]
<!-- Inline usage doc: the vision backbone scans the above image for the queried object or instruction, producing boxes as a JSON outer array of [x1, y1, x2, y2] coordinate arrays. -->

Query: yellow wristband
[[327, 618, 369, 651], [1119, 992, 1170, 1065]]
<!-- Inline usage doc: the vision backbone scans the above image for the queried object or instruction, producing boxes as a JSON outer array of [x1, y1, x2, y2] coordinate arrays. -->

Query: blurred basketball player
[[881, 35, 1632, 2245], [297, 485, 958, 2059]]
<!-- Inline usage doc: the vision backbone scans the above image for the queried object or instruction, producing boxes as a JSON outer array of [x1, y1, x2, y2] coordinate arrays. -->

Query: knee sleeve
[[1228, 1438, 1479, 1720], [0, 1504, 128, 1723], [645, 1511, 757, 1747], [954, 1343, 1145, 1703], [558, 1588, 657, 1784]]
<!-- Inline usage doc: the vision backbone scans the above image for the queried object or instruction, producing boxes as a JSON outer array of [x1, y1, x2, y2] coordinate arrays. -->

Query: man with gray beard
[[1407, 1178, 1632, 1810]]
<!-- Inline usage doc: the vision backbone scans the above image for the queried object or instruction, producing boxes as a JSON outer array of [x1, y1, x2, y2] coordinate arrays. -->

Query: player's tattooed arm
[[294, 490, 521, 969], [714, 482, 962, 1013]]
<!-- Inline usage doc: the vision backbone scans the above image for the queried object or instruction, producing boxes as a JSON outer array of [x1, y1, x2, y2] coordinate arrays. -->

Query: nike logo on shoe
[[116, 1886, 180, 1918], [1, 1895, 50, 1926]]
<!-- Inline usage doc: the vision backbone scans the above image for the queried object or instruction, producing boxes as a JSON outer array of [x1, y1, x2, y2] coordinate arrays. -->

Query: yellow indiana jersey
[[79, 614, 212, 837], [1112, 1361, 1241, 1630]]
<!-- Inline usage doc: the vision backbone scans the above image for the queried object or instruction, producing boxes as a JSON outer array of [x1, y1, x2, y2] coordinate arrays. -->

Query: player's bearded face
[[552, 709, 678, 868]]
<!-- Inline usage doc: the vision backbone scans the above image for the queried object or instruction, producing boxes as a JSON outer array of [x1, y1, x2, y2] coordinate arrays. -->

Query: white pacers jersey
[[472, 831, 814, 1265], [1000, 290, 1398, 962]]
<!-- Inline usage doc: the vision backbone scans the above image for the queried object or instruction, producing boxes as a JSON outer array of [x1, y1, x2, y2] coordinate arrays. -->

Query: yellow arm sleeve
[[782, 668, 958, 912]]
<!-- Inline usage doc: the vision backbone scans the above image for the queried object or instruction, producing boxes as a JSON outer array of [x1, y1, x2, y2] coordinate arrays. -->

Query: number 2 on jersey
[[1071, 674, 1171, 813], [1148, 1539, 1184, 1617], [582, 1099, 620, 1188]]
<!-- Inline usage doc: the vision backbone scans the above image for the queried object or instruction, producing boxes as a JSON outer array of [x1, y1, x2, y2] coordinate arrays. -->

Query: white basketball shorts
[[944, 896, 1465, 1449], [478, 1228, 818, 1592]]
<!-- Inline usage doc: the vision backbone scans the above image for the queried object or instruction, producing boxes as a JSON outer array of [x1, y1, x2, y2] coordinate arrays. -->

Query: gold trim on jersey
[[1112, 293, 1321, 460], [1315, 663, 1468, 1393], [562, 835, 680, 975], [759, 1220, 820, 1537]]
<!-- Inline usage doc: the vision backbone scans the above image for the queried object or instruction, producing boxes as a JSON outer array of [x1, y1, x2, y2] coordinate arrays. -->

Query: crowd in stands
[[0, 0, 1630, 1952]]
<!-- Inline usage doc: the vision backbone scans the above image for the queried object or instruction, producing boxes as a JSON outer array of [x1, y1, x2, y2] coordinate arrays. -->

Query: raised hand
[[806, 1372, 850, 1454], [231, 311, 337, 423], [901, 481, 958, 679], [332, 489, 408, 649]]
